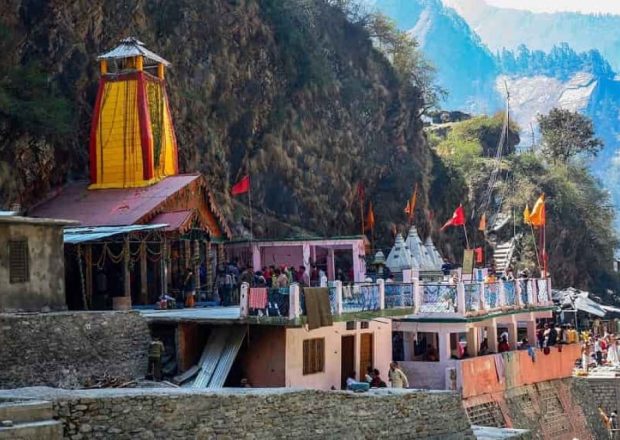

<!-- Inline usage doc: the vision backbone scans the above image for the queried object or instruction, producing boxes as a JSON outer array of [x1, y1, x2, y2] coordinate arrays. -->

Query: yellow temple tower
[[89, 37, 178, 189]]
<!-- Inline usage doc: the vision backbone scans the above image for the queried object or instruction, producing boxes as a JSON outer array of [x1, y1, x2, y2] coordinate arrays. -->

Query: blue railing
[[328, 285, 338, 314], [504, 281, 517, 306], [384, 283, 414, 309], [465, 283, 481, 312], [537, 279, 549, 303], [419, 284, 457, 313], [485, 282, 500, 309], [342, 284, 380, 313], [518, 279, 529, 305]]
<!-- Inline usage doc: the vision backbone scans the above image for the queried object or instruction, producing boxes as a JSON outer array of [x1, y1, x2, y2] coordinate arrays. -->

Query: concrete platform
[[472, 426, 531, 439]]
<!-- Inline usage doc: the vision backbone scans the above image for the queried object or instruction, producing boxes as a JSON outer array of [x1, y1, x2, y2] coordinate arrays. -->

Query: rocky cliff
[[0, 0, 434, 242]]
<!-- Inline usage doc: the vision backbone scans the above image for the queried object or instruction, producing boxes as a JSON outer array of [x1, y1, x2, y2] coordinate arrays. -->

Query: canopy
[[64, 224, 167, 244]]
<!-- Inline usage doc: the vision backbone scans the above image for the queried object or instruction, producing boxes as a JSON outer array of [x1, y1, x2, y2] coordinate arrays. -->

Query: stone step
[[0, 420, 62, 440], [0, 401, 53, 424]]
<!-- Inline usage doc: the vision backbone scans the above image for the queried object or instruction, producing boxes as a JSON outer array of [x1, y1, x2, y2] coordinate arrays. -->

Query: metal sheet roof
[[29, 175, 201, 227], [148, 210, 194, 233], [64, 224, 167, 244], [98, 37, 171, 66]]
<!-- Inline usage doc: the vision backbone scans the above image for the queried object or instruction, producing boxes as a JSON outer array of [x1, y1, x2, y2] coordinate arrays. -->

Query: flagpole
[[247, 166, 254, 242], [462, 224, 470, 249], [360, 196, 365, 237]]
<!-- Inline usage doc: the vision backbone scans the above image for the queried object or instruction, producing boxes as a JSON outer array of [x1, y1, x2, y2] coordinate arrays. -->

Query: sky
[[484, 0, 620, 14]]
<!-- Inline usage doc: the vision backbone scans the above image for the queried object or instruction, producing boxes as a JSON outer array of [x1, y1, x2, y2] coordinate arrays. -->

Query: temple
[[29, 38, 230, 310]]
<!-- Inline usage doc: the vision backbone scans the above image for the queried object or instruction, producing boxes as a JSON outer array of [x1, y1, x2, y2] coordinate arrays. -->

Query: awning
[[574, 295, 606, 317], [601, 305, 620, 314], [64, 224, 167, 244], [148, 210, 194, 233]]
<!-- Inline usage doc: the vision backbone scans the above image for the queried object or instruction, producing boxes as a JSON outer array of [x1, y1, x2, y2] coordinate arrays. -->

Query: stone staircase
[[0, 400, 62, 440], [491, 235, 521, 273]]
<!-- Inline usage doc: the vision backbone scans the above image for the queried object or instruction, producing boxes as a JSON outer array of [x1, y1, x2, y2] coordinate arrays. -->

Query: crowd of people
[[579, 331, 620, 372], [345, 362, 408, 391]]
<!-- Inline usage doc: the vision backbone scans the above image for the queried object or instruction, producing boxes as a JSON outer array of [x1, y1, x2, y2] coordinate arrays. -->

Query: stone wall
[[571, 377, 619, 440], [463, 378, 605, 439], [0, 312, 151, 388], [0, 219, 69, 312], [0, 387, 475, 439]]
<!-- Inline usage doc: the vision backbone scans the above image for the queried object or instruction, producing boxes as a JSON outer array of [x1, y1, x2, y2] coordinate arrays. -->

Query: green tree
[[537, 108, 603, 164], [364, 13, 446, 114]]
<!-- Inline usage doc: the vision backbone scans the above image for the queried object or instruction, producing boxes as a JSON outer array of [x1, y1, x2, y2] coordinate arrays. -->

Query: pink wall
[[239, 326, 286, 387], [284, 320, 393, 390], [460, 343, 581, 399], [261, 246, 303, 269]]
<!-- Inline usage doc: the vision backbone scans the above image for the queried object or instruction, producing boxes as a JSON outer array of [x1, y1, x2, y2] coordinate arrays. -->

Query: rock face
[[0, 312, 151, 388], [0, 0, 432, 242], [0, 387, 476, 439]]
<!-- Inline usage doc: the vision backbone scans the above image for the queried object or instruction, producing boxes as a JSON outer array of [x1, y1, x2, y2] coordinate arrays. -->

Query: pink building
[[225, 236, 368, 282]]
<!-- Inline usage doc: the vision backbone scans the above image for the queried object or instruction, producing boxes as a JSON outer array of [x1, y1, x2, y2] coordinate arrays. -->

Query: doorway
[[341, 335, 355, 389], [359, 333, 374, 380]]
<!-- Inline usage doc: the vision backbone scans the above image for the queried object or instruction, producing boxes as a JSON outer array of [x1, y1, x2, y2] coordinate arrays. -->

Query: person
[[147, 338, 165, 381], [310, 265, 319, 287], [240, 266, 254, 286], [595, 336, 603, 365], [425, 344, 438, 362], [608, 336, 619, 366], [386, 274, 395, 283], [365, 366, 374, 383], [275, 268, 288, 288], [503, 267, 515, 281], [216, 265, 233, 306], [254, 271, 267, 287], [298, 266, 310, 287], [370, 369, 387, 388], [519, 337, 530, 350], [388, 362, 409, 388], [548, 324, 558, 346], [346, 371, 357, 390], [498, 336, 510, 353], [441, 259, 452, 276], [183, 268, 196, 308], [610, 410, 618, 436], [479, 338, 490, 356]]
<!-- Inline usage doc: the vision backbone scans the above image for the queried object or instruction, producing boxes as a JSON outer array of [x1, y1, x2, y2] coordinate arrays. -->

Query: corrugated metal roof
[[29, 175, 201, 227], [208, 326, 246, 388], [98, 37, 171, 66], [148, 210, 194, 233], [64, 224, 167, 244]]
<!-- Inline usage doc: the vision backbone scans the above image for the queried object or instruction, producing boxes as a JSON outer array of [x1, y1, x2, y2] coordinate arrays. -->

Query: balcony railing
[[240, 277, 552, 320]]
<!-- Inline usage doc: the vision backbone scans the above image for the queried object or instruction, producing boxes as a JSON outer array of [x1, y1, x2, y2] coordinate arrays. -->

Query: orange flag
[[529, 194, 546, 227], [365, 202, 375, 231], [523, 204, 532, 225], [478, 213, 487, 232]]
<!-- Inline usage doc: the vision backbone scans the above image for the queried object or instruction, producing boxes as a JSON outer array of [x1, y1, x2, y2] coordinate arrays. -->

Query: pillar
[[377, 278, 385, 309], [289, 284, 301, 319], [252, 243, 261, 271], [165, 240, 171, 292], [403, 332, 415, 361], [100, 60, 108, 75], [526, 318, 537, 346], [217, 243, 225, 266], [160, 240, 167, 297], [438, 331, 452, 362], [302, 243, 311, 271], [124, 238, 131, 298], [506, 318, 518, 350], [239, 282, 249, 318], [311, 245, 316, 266], [456, 282, 465, 314], [487, 319, 498, 353], [413, 279, 422, 313], [466, 326, 478, 357], [157, 63, 165, 79], [193, 240, 200, 292], [335, 280, 343, 315], [327, 248, 335, 280], [140, 240, 148, 305], [183, 239, 191, 271], [351, 243, 361, 282], [206, 241, 213, 294], [84, 244, 93, 310]]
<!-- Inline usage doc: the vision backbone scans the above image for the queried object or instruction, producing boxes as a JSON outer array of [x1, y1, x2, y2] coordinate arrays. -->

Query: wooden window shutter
[[9, 240, 29, 283]]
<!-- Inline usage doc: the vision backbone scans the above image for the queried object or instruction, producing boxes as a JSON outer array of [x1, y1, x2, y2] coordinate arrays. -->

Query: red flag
[[364, 202, 375, 231], [231, 175, 250, 196], [356, 182, 365, 201], [474, 247, 483, 264], [441, 205, 465, 231]]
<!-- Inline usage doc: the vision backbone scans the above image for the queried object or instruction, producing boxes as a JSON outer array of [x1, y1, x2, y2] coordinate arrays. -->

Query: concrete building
[[0, 215, 76, 312]]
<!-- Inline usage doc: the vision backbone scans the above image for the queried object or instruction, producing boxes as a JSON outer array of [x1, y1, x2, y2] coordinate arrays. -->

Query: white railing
[[239, 277, 552, 319]]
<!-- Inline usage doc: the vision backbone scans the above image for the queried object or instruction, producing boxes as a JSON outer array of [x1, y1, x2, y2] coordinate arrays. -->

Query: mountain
[[443, 0, 620, 71], [367, 0, 500, 112], [0, 0, 437, 242], [372, 0, 620, 229]]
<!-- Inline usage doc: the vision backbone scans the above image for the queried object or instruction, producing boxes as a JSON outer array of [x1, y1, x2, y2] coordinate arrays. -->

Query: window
[[303, 338, 325, 375], [346, 321, 356, 330], [360, 321, 370, 329], [9, 240, 29, 283]]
